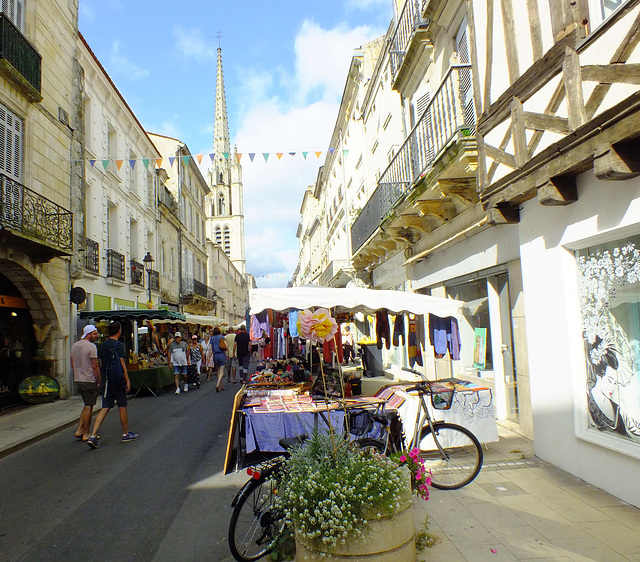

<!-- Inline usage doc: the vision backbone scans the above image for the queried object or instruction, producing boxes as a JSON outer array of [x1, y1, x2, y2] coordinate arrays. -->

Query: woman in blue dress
[[211, 327, 227, 391]]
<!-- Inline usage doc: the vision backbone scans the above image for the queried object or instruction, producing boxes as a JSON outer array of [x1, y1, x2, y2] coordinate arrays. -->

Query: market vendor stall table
[[128, 365, 173, 397]]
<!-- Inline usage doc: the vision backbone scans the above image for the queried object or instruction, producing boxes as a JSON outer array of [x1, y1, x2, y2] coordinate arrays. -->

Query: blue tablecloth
[[245, 410, 345, 453]]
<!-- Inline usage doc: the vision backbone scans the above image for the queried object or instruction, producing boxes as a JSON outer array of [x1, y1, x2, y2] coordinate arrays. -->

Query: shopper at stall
[[225, 327, 237, 383], [342, 325, 354, 364], [211, 327, 227, 391], [189, 335, 204, 375], [168, 332, 190, 394], [234, 325, 251, 383], [70, 324, 100, 442], [201, 331, 213, 382], [86, 321, 139, 449]]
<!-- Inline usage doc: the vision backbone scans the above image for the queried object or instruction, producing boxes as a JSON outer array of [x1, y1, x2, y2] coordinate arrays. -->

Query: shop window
[[446, 279, 493, 373], [576, 235, 640, 441]]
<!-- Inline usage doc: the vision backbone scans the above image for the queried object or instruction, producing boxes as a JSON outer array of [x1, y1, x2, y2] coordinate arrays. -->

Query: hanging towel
[[376, 309, 391, 350], [408, 314, 423, 367], [392, 314, 405, 347]]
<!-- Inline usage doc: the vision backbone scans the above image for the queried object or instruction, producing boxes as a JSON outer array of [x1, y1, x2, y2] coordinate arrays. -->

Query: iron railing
[[160, 188, 178, 215], [0, 173, 72, 251], [106, 249, 125, 281], [389, 0, 428, 82], [351, 65, 474, 252], [149, 269, 160, 292], [85, 238, 99, 274], [319, 259, 351, 287], [182, 276, 216, 301], [130, 259, 144, 286], [0, 13, 41, 97]]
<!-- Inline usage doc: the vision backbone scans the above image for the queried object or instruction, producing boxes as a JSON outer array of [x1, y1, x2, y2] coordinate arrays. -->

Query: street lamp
[[143, 252, 154, 308]]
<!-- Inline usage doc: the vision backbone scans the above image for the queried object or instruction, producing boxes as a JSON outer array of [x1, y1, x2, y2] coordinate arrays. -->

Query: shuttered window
[[0, 103, 22, 181], [1, 0, 24, 33]]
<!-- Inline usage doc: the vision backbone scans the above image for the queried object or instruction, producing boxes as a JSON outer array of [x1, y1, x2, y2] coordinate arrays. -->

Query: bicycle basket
[[431, 388, 455, 410]]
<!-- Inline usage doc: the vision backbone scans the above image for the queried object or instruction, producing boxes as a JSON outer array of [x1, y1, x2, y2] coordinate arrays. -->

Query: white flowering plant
[[275, 430, 407, 553]]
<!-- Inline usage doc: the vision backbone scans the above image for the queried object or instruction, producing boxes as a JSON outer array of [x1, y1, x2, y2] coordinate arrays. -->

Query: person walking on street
[[342, 325, 354, 364], [211, 327, 227, 392], [201, 332, 213, 382], [189, 335, 204, 375], [168, 332, 190, 394], [225, 327, 237, 383], [86, 321, 139, 449], [70, 324, 100, 442], [234, 325, 251, 383]]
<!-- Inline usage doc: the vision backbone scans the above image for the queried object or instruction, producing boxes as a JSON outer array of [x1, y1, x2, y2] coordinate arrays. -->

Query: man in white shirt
[[70, 324, 100, 441], [167, 332, 190, 394]]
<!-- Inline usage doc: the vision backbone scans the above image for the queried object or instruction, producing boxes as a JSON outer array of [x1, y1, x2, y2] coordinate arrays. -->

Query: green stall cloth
[[128, 366, 173, 396]]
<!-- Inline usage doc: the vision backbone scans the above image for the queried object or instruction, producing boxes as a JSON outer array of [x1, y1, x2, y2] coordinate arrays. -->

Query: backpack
[[102, 343, 124, 391]]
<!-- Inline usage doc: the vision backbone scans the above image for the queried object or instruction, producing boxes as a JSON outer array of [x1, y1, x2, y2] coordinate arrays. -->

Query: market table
[[128, 365, 173, 397]]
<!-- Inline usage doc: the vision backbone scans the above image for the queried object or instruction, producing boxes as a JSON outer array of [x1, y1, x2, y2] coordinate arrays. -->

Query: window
[[218, 192, 226, 215], [2, 0, 24, 32], [0, 103, 22, 181], [224, 226, 230, 255], [107, 123, 117, 169], [130, 149, 138, 195], [601, 0, 623, 17], [84, 95, 92, 152], [107, 202, 117, 248], [215, 226, 222, 246], [129, 218, 138, 259]]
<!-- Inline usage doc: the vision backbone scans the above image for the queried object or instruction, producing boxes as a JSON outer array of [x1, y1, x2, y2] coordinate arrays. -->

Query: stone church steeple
[[206, 44, 246, 276]]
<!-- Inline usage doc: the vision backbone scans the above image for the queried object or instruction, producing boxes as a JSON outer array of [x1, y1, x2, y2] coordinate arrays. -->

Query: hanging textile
[[392, 314, 405, 347], [376, 309, 391, 350], [428, 314, 461, 360], [288, 310, 299, 338], [323, 328, 343, 363], [408, 314, 423, 367]]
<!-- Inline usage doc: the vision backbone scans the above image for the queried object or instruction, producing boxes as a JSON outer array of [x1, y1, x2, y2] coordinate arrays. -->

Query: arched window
[[218, 192, 226, 215], [211, 202, 215, 217], [219, 171, 224, 183], [224, 226, 231, 255], [215, 226, 222, 246]]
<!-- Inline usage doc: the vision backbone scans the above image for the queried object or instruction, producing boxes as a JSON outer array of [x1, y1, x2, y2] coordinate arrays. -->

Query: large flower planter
[[294, 471, 416, 561]]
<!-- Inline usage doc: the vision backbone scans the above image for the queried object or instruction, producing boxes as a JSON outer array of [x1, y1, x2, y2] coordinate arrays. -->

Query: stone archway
[[0, 255, 69, 397]]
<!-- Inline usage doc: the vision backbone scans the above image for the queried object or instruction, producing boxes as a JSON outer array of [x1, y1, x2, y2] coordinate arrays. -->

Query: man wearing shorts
[[70, 324, 100, 442], [86, 321, 139, 449], [168, 332, 190, 394], [234, 325, 251, 383]]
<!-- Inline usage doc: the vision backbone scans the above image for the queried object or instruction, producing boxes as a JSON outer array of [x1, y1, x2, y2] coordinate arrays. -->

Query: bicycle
[[355, 376, 483, 490]]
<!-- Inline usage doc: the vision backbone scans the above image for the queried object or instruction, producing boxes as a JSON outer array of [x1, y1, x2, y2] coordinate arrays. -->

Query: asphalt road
[[0, 379, 248, 562]]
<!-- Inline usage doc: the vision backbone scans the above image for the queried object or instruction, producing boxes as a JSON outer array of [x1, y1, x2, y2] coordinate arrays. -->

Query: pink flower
[[399, 455, 407, 462], [415, 472, 422, 480], [409, 448, 419, 458], [425, 476, 432, 486]]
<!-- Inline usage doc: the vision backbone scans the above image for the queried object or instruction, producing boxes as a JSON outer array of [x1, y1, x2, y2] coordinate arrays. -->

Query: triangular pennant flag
[[302, 152, 308, 160], [223, 152, 230, 160], [249, 153, 256, 162], [263, 153, 269, 163], [89, 159, 96, 167], [129, 159, 136, 170], [289, 152, 296, 156], [276, 153, 283, 160], [168, 156, 176, 167], [102, 160, 109, 170], [196, 154, 203, 164], [181, 155, 190, 167], [342, 150, 349, 159], [315, 151, 322, 158], [116, 160, 124, 171], [155, 158, 163, 168], [328, 147, 335, 154], [209, 153, 215, 162], [142, 158, 150, 169], [235, 153, 242, 163]]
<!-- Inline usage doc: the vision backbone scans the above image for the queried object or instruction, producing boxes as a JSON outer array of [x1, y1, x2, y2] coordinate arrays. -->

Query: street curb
[[0, 418, 79, 460]]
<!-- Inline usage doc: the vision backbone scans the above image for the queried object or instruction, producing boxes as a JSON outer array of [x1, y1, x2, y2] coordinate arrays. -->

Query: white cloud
[[109, 39, 150, 81], [146, 120, 183, 141], [173, 26, 216, 62], [235, 20, 384, 287]]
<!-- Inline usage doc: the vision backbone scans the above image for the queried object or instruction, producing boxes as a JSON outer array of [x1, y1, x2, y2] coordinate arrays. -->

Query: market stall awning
[[249, 287, 462, 317], [182, 313, 224, 326], [79, 309, 186, 322]]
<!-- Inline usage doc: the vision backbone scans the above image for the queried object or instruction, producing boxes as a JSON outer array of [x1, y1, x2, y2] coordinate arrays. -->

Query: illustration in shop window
[[577, 239, 640, 440]]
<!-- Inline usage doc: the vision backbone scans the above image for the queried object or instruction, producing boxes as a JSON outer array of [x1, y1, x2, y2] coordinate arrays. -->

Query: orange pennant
[[155, 158, 163, 167], [315, 151, 322, 158], [235, 153, 242, 163], [196, 154, 203, 164], [276, 153, 283, 160], [116, 160, 124, 171]]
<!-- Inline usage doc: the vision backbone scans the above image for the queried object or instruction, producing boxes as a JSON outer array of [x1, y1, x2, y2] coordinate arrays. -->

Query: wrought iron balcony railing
[[351, 65, 475, 252], [106, 248, 125, 281], [160, 188, 178, 215], [319, 259, 351, 287], [182, 276, 216, 301], [0, 173, 72, 251], [149, 269, 160, 292], [389, 0, 428, 83], [85, 238, 99, 274], [0, 13, 42, 101], [130, 259, 144, 287]]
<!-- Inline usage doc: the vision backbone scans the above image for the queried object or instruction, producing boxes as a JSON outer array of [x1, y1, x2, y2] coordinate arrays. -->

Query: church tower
[[206, 44, 246, 276]]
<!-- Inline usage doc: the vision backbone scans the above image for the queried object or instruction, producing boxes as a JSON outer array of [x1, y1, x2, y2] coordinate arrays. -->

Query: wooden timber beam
[[581, 63, 640, 85], [594, 141, 640, 180], [435, 178, 479, 205], [523, 111, 570, 135], [484, 143, 517, 169], [487, 204, 520, 225], [537, 176, 578, 206], [414, 198, 457, 221]]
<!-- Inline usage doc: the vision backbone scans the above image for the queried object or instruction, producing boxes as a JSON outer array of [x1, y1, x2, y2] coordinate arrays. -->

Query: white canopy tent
[[249, 287, 463, 317]]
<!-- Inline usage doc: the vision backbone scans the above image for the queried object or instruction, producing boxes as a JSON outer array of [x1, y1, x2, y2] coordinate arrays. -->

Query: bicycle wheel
[[356, 437, 387, 454], [228, 473, 286, 561], [418, 422, 483, 490]]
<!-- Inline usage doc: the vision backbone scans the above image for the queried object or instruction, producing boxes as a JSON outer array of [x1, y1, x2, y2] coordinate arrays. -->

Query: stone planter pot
[[294, 470, 416, 561]]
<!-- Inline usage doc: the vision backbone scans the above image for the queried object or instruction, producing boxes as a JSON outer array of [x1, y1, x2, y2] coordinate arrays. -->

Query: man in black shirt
[[234, 325, 251, 383]]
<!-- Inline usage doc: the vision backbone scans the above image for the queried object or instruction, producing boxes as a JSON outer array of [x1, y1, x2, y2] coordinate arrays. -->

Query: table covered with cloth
[[244, 410, 345, 453], [128, 366, 173, 390]]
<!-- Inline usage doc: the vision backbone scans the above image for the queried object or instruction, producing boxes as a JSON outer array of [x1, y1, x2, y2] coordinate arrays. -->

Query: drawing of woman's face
[[596, 366, 618, 402]]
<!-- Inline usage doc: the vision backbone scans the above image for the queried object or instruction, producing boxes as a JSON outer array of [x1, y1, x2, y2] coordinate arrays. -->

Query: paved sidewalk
[[2, 399, 639, 561]]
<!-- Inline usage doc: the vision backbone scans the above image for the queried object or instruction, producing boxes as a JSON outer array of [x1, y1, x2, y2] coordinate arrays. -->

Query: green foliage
[[415, 515, 439, 551]]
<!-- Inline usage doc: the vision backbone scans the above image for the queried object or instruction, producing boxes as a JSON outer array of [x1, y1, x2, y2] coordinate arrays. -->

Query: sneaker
[[175, 387, 181, 395], [122, 432, 140, 443], [184, 383, 189, 392], [86, 436, 100, 449]]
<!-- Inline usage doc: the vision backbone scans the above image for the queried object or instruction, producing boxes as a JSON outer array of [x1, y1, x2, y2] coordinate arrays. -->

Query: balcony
[[160, 188, 178, 216], [0, 14, 42, 102], [182, 276, 216, 300], [149, 270, 160, 292], [319, 259, 352, 287], [106, 249, 125, 281], [130, 259, 144, 287], [85, 238, 99, 274], [351, 65, 475, 252], [0, 173, 72, 261]]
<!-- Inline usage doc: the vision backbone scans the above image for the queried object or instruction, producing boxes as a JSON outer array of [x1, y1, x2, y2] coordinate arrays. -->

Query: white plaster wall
[[518, 168, 640, 507]]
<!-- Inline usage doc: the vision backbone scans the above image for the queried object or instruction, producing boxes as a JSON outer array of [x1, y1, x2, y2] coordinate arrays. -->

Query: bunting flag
[[289, 152, 296, 157], [302, 152, 308, 159], [168, 156, 176, 167], [249, 153, 256, 162], [181, 155, 190, 167], [196, 154, 203, 164], [235, 153, 242, 163], [142, 158, 150, 169], [102, 160, 109, 171], [315, 151, 322, 158], [209, 153, 215, 162], [116, 160, 124, 171], [263, 153, 269, 163], [129, 159, 136, 170], [328, 147, 335, 154], [343, 150, 349, 159], [89, 159, 96, 167], [222, 152, 229, 160], [276, 153, 283, 160]]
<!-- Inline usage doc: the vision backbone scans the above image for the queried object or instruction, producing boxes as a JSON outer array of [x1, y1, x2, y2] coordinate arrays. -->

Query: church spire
[[214, 42, 230, 156]]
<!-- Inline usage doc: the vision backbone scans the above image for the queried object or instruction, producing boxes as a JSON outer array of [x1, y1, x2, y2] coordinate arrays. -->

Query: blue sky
[[79, 0, 392, 287]]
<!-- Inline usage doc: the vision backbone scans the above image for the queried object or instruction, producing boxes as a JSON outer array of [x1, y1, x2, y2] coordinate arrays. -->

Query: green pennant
[[302, 152, 308, 160], [342, 149, 349, 159], [223, 152, 230, 160], [142, 158, 150, 169], [262, 153, 269, 163], [102, 160, 109, 171], [181, 155, 190, 167]]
